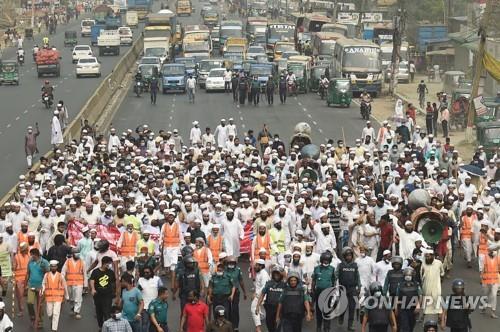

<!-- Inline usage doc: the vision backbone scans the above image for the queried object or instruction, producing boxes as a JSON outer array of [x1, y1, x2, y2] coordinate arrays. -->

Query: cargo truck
[[36, 49, 61, 77], [98, 30, 121, 56]]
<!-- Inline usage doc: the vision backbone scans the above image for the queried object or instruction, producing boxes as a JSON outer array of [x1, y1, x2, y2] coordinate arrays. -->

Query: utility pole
[[389, 0, 406, 96], [356, 0, 366, 39], [466, 0, 494, 142]]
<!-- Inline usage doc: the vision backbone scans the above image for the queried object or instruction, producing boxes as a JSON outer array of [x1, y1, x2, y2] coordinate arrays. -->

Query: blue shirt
[[28, 258, 49, 288], [122, 287, 143, 322]]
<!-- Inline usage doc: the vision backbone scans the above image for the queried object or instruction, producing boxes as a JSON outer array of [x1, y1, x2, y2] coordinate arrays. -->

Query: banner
[[474, 95, 488, 116], [67, 220, 122, 252], [0, 252, 12, 278], [483, 51, 500, 82], [240, 220, 254, 255]]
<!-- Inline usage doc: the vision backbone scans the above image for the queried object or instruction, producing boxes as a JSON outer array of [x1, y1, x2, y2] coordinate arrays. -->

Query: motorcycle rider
[[42, 36, 49, 47], [319, 74, 329, 99], [360, 90, 372, 118], [16, 47, 25, 65], [41, 80, 54, 105], [134, 71, 143, 95], [286, 70, 296, 95]]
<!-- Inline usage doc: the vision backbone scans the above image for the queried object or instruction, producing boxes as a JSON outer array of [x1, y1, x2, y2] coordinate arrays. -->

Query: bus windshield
[[342, 47, 380, 71], [319, 40, 336, 55], [250, 66, 272, 76], [220, 27, 243, 38], [268, 24, 295, 41]]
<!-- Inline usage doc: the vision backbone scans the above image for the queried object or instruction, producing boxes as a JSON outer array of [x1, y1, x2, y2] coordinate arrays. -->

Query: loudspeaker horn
[[410, 207, 444, 244]]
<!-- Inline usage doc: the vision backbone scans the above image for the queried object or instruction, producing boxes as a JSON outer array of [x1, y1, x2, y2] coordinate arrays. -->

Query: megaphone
[[411, 207, 444, 244]]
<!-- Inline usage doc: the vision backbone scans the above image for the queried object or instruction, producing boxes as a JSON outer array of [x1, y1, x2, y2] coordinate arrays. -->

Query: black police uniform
[[231, 76, 239, 102], [261, 279, 285, 332], [177, 266, 201, 312], [384, 268, 404, 296], [337, 261, 360, 327], [365, 296, 393, 332], [280, 285, 306, 332], [279, 78, 287, 103], [238, 78, 247, 105], [445, 295, 472, 332], [266, 79, 274, 105], [396, 280, 420, 332]]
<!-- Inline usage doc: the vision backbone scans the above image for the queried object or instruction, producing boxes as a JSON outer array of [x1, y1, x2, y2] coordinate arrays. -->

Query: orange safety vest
[[17, 231, 29, 247], [65, 259, 84, 286], [253, 233, 271, 259], [193, 247, 209, 273], [120, 232, 138, 257], [14, 253, 30, 282], [460, 216, 474, 239], [478, 232, 489, 256], [482, 255, 500, 285], [162, 222, 181, 247], [208, 235, 223, 262], [44, 272, 65, 302]]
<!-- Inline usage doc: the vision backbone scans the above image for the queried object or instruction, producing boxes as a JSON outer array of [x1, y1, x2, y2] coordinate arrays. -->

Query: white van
[[81, 19, 95, 37], [126, 11, 139, 28]]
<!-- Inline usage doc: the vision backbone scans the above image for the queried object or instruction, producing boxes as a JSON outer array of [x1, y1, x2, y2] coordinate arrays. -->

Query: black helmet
[[183, 255, 195, 265], [214, 305, 225, 317], [452, 278, 465, 291], [96, 239, 109, 252], [391, 256, 403, 267], [271, 265, 283, 274], [287, 271, 300, 281], [403, 267, 415, 277], [226, 256, 237, 263], [320, 251, 333, 264], [423, 320, 438, 331], [342, 246, 353, 257], [369, 281, 383, 295], [181, 246, 194, 257]]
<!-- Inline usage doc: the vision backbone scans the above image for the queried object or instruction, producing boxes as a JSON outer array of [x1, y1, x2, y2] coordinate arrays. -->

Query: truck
[[98, 30, 121, 56], [126, 11, 139, 28], [128, 0, 152, 20], [91, 24, 106, 46], [176, 0, 192, 16], [36, 49, 61, 77], [416, 24, 448, 52], [144, 37, 170, 63]]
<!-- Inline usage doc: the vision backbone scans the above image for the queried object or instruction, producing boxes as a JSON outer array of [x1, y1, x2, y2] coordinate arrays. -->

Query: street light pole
[[389, 0, 406, 96]]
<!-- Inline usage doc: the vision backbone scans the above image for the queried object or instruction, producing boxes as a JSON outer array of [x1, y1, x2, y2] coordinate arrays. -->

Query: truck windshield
[[145, 48, 165, 57], [163, 66, 185, 75], [268, 25, 295, 40], [342, 47, 380, 71], [199, 61, 222, 71], [251, 66, 272, 76], [221, 28, 242, 38]]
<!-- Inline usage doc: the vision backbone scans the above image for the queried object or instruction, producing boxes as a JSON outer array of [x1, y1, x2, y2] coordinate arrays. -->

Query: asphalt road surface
[[0, 13, 143, 196]]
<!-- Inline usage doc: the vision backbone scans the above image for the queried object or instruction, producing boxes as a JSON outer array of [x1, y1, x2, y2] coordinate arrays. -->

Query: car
[[385, 61, 410, 83], [161, 63, 187, 93], [205, 68, 226, 92], [197, 59, 224, 88], [246, 45, 266, 60], [118, 27, 133, 45], [139, 56, 162, 66], [75, 57, 101, 78], [72, 45, 93, 63]]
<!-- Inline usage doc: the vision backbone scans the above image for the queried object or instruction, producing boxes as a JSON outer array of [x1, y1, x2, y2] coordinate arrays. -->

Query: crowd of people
[[1, 114, 499, 332]]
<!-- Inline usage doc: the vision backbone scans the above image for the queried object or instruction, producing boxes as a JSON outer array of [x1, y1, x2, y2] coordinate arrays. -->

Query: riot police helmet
[[391, 256, 403, 268], [369, 281, 383, 296], [341, 246, 354, 257], [423, 320, 438, 332], [320, 251, 333, 264], [452, 278, 465, 292], [181, 245, 194, 257]]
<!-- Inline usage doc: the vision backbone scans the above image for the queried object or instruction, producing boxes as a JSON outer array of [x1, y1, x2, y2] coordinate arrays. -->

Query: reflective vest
[[162, 222, 181, 247], [460, 216, 474, 239], [482, 255, 499, 285], [17, 231, 28, 247], [193, 247, 210, 274], [120, 231, 138, 257], [65, 259, 84, 286], [269, 228, 285, 255], [253, 234, 271, 259], [478, 232, 490, 256], [208, 235, 223, 262], [28, 242, 41, 253], [14, 253, 30, 282], [44, 272, 64, 303]]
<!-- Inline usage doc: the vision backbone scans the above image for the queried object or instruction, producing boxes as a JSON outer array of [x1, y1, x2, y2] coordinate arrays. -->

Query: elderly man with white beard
[[393, 216, 427, 260], [221, 209, 244, 258]]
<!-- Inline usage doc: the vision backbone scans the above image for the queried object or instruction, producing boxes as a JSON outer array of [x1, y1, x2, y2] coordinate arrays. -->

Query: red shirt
[[379, 222, 394, 249], [183, 301, 209, 332]]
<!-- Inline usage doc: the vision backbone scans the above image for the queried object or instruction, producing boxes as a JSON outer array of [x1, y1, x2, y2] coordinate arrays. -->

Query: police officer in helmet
[[173, 255, 204, 312], [441, 279, 473, 332], [361, 282, 397, 332], [276, 271, 313, 332], [257, 266, 285, 332], [224, 256, 247, 331], [312, 251, 336, 332], [423, 320, 438, 332], [336, 247, 360, 331], [208, 263, 235, 320], [395, 267, 422, 332], [383, 256, 404, 297], [206, 305, 234, 332]]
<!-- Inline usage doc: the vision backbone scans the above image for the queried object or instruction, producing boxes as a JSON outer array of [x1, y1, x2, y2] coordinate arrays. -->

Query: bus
[[320, 23, 348, 36], [311, 32, 344, 57], [298, 14, 330, 34], [246, 17, 268, 41], [303, 0, 335, 15], [219, 20, 243, 53], [333, 38, 382, 96], [266, 23, 295, 56]]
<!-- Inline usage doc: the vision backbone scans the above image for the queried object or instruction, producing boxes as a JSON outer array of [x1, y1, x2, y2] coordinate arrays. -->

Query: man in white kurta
[[251, 259, 270, 331], [214, 119, 229, 148], [420, 250, 444, 319], [221, 209, 244, 257], [393, 219, 427, 260], [51, 110, 63, 147]]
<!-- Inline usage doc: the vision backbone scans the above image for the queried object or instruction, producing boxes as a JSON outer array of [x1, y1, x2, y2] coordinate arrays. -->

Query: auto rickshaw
[[308, 65, 329, 92], [25, 28, 33, 40], [326, 78, 352, 107], [476, 121, 500, 159], [450, 88, 470, 130], [64, 31, 78, 47], [287, 63, 308, 94], [474, 97, 500, 124], [0, 60, 20, 85]]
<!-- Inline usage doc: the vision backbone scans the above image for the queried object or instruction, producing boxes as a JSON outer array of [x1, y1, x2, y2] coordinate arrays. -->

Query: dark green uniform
[[210, 273, 234, 320], [312, 264, 336, 330], [225, 266, 243, 329], [148, 298, 168, 331], [251, 79, 260, 105]]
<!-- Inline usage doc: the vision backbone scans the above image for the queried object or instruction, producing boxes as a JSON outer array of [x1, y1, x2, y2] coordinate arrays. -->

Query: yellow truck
[[176, 0, 192, 16], [223, 37, 247, 56]]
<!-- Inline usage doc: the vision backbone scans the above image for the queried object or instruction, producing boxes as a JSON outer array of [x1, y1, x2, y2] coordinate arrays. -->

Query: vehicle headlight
[[339, 89, 347, 93]]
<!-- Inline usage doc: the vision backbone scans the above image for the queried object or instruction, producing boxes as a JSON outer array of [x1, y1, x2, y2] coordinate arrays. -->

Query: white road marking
[[302, 108, 307, 112], [312, 121, 317, 125], [6, 124, 11, 128], [169, 116, 173, 120], [171, 104, 175, 107], [307, 114, 312, 118], [24, 110, 28, 114], [241, 124, 246, 129], [298, 102, 302, 106], [240, 117, 243, 121], [31, 104, 36, 108], [64, 77, 69, 80], [318, 128, 323, 133], [15, 117, 20, 121]]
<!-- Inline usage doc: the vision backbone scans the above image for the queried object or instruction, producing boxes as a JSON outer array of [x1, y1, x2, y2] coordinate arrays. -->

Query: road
[[0, 13, 143, 196]]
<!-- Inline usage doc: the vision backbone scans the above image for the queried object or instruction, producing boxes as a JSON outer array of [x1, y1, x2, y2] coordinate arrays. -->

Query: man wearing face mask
[[61, 248, 87, 319], [208, 263, 235, 320], [251, 259, 270, 332], [270, 219, 286, 265], [90, 256, 118, 330], [383, 256, 404, 298], [276, 272, 313, 332], [420, 250, 444, 322], [394, 219, 425, 260], [479, 244, 499, 318], [102, 305, 132, 332], [312, 251, 336, 332], [361, 281, 398, 332], [441, 279, 472, 332], [336, 247, 361, 331], [395, 267, 421, 332], [224, 255, 247, 330], [174, 255, 204, 312], [107, 128, 121, 154]]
